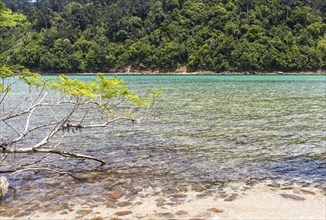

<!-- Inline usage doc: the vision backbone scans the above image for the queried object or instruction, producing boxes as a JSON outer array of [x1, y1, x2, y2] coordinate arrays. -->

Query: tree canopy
[[0, 1, 26, 26], [0, 0, 325, 72]]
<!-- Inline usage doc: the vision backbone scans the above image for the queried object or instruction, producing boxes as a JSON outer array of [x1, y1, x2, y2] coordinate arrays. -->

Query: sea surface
[[1, 74, 326, 203], [80, 74, 326, 185]]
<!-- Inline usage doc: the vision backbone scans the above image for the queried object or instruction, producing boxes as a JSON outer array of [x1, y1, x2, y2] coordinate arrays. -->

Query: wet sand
[[1, 181, 325, 220]]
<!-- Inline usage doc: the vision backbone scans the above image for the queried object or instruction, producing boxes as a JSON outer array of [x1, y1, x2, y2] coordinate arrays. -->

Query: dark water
[[2, 75, 326, 193]]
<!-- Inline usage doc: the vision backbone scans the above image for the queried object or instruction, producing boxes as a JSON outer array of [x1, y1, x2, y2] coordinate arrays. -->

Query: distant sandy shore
[[45, 71, 326, 75], [112, 70, 326, 75], [33, 66, 326, 75], [2, 182, 325, 220]]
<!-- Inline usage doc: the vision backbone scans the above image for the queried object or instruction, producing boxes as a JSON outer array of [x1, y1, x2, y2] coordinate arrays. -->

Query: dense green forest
[[0, 0, 325, 73]]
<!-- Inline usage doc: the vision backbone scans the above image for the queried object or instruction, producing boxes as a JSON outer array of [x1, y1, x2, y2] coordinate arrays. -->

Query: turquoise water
[[1, 74, 325, 220], [55, 74, 326, 185], [3, 75, 326, 186]]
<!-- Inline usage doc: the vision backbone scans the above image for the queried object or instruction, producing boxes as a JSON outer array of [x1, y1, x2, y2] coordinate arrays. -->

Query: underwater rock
[[176, 210, 189, 215], [171, 194, 187, 199], [279, 193, 306, 201], [156, 212, 174, 218], [49, 204, 65, 213], [281, 187, 295, 190], [224, 194, 237, 201], [245, 180, 257, 187], [105, 201, 116, 208], [191, 184, 205, 192], [60, 211, 69, 215], [218, 192, 228, 199], [76, 209, 93, 215], [267, 182, 281, 188], [114, 211, 132, 216], [155, 197, 166, 207], [108, 190, 124, 199], [117, 201, 133, 207], [90, 216, 104, 220], [196, 193, 209, 199], [14, 210, 33, 218], [207, 208, 223, 213], [300, 189, 316, 195]]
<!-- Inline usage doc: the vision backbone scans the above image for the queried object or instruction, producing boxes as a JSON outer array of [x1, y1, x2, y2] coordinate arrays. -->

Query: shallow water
[[1, 75, 326, 207], [84, 74, 326, 184]]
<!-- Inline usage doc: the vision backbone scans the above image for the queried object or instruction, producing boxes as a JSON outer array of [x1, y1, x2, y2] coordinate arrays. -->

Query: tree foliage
[[0, 0, 325, 72], [0, 1, 26, 27]]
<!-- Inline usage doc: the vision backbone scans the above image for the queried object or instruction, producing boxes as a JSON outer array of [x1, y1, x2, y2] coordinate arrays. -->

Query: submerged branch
[[10, 167, 84, 180], [36, 149, 106, 165], [0, 147, 106, 166]]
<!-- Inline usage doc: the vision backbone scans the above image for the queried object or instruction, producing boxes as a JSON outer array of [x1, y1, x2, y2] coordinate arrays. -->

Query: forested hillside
[[1, 0, 325, 73]]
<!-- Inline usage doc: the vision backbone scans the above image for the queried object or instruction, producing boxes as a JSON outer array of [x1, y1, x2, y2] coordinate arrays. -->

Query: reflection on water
[[1, 75, 326, 203]]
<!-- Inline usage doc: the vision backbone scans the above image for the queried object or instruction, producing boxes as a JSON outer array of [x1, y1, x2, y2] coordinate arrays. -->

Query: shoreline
[[1, 180, 325, 219], [41, 72, 326, 76], [82, 71, 326, 75], [30, 68, 326, 75], [40, 72, 326, 76]]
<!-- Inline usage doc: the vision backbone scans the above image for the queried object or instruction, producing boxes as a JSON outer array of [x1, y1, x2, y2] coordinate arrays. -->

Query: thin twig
[[0, 154, 7, 164]]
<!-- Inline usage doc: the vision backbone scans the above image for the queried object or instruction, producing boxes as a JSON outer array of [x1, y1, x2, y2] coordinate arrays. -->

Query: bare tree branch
[[10, 167, 83, 180], [0, 73, 157, 180], [0, 154, 7, 164], [0, 147, 106, 165]]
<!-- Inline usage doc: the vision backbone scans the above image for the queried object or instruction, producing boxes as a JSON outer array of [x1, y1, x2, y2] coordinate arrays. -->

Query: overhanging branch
[[0, 147, 106, 166]]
